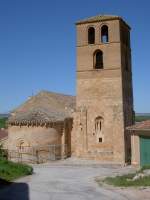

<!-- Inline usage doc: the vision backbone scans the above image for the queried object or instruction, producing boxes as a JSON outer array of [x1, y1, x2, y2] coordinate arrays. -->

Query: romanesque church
[[7, 15, 134, 164]]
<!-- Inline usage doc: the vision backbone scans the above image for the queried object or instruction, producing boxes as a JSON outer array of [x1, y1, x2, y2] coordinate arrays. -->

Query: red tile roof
[[127, 120, 150, 131], [0, 129, 8, 140]]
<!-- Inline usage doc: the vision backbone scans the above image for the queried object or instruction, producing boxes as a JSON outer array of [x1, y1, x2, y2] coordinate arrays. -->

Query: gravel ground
[[0, 158, 150, 200]]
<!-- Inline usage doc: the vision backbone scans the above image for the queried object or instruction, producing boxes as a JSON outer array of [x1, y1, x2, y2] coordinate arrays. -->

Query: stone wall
[[7, 118, 73, 163], [72, 18, 134, 164], [8, 126, 61, 150]]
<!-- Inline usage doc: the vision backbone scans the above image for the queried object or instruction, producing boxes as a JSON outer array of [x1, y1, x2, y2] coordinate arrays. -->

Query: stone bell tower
[[71, 15, 134, 164]]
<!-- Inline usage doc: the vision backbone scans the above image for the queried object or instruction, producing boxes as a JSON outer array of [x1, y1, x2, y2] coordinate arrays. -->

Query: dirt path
[[0, 161, 149, 200]]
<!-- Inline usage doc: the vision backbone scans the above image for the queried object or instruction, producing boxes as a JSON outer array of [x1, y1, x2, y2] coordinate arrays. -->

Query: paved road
[[0, 161, 150, 200]]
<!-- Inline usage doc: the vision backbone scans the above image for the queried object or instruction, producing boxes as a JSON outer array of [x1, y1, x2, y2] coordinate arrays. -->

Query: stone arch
[[16, 138, 30, 150]]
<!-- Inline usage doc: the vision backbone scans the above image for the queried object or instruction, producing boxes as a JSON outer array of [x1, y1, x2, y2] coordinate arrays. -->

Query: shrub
[[0, 158, 33, 181], [0, 144, 8, 159]]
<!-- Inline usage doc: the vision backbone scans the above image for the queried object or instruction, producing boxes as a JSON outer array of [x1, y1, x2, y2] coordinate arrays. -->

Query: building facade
[[128, 120, 150, 166], [7, 91, 75, 163]]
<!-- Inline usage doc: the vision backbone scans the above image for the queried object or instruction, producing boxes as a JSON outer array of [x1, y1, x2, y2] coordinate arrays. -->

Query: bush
[[0, 144, 8, 159]]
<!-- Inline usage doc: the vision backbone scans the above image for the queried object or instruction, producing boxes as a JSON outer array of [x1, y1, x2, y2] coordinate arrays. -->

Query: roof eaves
[[76, 16, 131, 30], [127, 128, 150, 131]]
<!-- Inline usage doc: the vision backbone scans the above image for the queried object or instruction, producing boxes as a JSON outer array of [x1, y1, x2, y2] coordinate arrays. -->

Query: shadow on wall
[[0, 178, 29, 200]]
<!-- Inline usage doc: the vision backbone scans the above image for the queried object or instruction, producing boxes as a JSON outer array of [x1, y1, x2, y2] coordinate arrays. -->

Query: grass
[[97, 166, 150, 187], [0, 158, 33, 182], [102, 174, 150, 187], [0, 118, 8, 129]]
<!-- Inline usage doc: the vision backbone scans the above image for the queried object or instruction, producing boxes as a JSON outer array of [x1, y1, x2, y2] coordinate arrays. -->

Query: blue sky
[[0, 0, 150, 113]]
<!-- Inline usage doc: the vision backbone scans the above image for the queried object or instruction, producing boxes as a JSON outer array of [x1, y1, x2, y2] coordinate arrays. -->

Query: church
[[7, 15, 134, 164]]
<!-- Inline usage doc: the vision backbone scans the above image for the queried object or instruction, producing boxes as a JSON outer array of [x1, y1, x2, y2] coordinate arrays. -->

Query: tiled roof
[[8, 91, 76, 126], [76, 15, 120, 25], [0, 129, 8, 140], [127, 120, 150, 131]]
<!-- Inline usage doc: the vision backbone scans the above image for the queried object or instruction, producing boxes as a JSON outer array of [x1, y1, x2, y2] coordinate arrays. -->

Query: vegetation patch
[[135, 115, 150, 122], [96, 166, 150, 187], [0, 118, 8, 129], [0, 158, 33, 182], [102, 174, 150, 187]]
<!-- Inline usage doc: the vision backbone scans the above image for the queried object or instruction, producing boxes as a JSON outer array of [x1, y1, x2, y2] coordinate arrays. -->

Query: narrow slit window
[[99, 138, 102, 143], [125, 51, 129, 71], [95, 116, 104, 143]]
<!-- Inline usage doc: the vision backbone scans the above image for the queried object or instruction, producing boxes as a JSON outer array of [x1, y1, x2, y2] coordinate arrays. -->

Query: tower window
[[88, 27, 95, 44], [125, 51, 129, 71], [95, 116, 104, 143], [94, 50, 103, 69], [99, 138, 102, 143], [101, 25, 109, 43]]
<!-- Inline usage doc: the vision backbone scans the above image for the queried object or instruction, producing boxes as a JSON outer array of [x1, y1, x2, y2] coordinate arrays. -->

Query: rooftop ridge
[[76, 15, 120, 24], [9, 90, 76, 125], [127, 120, 150, 131], [76, 14, 130, 29], [38, 90, 75, 98]]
